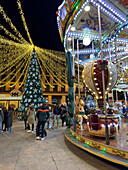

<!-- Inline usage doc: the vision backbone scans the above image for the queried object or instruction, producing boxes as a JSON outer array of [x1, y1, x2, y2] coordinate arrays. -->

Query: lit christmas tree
[[18, 50, 43, 119]]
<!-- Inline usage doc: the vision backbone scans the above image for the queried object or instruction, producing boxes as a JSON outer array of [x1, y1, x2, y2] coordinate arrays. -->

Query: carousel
[[57, 0, 128, 167]]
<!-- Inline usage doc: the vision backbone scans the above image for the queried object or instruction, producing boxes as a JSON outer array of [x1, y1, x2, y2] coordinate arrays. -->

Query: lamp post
[[98, 4, 109, 145]]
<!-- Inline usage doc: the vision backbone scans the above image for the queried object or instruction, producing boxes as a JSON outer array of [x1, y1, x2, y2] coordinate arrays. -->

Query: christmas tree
[[18, 50, 43, 119]]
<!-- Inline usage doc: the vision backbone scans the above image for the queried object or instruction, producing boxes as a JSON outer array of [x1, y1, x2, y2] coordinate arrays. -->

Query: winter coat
[[24, 111, 28, 120], [36, 106, 49, 121], [7, 110, 13, 127], [0, 109, 4, 122], [3, 107, 8, 123], [53, 105, 61, 115], [27, 108, 35, 124]]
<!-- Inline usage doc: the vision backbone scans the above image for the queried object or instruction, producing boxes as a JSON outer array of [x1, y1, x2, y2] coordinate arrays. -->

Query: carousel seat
[[90, 115, 99, 130]]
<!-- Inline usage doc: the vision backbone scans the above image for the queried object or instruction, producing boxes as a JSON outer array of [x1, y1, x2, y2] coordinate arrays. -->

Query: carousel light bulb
[[107, 88, 109, 90], [94, 78, 97, 80], [71, 27, 75, 31], [95, 83, 98, 85], [110, 72, 112, 74], [110, 77, 112, 80], [68, 48, 72, 52], [68, 37, 72, 41], [89, 89, 91, 91], [83, 37, 91, 46], [94, 72, 96, 75], [100, 96, 102, 99], [84, 5, 90, 11], [109, 83, 111, 85], [97, 88, 100, 90], [99, 92, 101, 94]]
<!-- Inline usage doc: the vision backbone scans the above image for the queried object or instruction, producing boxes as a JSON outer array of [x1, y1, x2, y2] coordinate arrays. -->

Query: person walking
[[60, 104, 67, 127], [47, 106, 53, 130], [0, 105, 4, 133], [2, 107, 8, 131], [52, 103, 61, 130], [36, 104, 49, 141], [27, 105, 35, 133], [7, 106, 13, 132], [24, 106, 29, 130]]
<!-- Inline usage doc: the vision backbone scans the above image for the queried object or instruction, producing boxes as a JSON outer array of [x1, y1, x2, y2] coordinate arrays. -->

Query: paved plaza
[[0, 121, 125, 170]]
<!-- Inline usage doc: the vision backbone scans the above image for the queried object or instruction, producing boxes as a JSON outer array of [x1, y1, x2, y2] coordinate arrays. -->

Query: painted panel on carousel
[[75, 6, 114, 33]]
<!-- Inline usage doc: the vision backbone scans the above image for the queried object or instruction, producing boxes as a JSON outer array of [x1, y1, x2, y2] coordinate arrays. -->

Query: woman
[[27, 105, 35, 133], [7, 106, 13, 132]]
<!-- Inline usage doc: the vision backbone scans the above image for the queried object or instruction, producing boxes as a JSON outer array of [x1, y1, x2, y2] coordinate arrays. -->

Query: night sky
[[0, 0, 64, 51]]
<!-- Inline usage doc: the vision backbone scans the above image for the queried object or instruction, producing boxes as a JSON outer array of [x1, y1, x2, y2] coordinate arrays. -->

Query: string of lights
[[17, 0, 33, 45], [0, 24, 26, 44], [0, 5, 28, 44]]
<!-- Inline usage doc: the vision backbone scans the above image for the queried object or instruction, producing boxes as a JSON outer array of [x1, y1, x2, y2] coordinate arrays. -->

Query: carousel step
[[65, 128, 128, 168]]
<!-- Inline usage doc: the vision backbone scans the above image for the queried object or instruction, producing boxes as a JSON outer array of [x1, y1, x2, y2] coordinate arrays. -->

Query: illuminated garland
[[0, 6, 28, 44], [37, 57, 55, 88], [17, 0, 33, 45], [0, 2, 67, 91], [10, 55, 30, 87], [0, 25, 26, 44], [38, 54, 65, 87], [36, 48, 67, 83]]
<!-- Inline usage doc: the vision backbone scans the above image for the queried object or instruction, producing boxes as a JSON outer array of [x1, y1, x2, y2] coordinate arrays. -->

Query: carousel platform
[[65, 118, 128, 168]]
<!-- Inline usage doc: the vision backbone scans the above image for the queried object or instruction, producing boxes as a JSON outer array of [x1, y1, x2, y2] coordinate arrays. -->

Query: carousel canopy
[[57, 0, 128, 63]]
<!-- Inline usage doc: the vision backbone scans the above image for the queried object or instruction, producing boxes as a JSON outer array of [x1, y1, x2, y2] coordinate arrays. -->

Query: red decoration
[[120, 0, 128, 6], [56, 11, 58, 15]]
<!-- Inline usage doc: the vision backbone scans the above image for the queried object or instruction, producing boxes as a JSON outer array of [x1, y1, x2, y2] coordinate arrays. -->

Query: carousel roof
[[57, 0, 128, 62]]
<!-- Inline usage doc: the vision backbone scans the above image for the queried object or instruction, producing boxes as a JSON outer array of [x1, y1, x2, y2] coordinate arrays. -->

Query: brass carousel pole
[[77, 39, 80, 100], [98, 4, 109, 145], [72, 37, 76, 131]]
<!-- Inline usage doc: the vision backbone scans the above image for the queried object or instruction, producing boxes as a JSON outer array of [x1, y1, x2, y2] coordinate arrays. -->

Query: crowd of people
[[0, 105, 13, 133], [0, 102, 69, 142], [23, 102, 68, 141]]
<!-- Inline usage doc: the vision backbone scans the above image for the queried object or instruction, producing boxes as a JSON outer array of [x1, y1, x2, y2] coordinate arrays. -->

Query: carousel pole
[[112, 89, 114, 105], [92, 40, 98, 108], [108, 42, 112, 63], [116, 90, 118, 102], [72, 37, 76, 131], [98, 4, 109, 145], [92, 40, 95, 61], [77, 39, 80, 100]]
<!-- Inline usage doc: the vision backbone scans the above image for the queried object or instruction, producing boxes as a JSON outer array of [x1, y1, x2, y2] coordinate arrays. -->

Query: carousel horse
[[77, 98, 87, 130]]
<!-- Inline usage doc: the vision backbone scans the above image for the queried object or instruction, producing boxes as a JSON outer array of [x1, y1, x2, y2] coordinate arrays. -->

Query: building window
[[61, 87, 65, 92]]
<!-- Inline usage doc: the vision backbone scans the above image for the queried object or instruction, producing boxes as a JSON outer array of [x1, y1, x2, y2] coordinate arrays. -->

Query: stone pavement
[[0, 121, 122, 170]]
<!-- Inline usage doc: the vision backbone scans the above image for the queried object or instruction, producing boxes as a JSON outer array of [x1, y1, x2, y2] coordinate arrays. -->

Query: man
[[36, 104, 49, 141], [52, 103, 61, 129]]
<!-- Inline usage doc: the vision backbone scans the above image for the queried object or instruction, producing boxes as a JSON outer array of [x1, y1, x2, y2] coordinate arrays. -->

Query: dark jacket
[[53, 105, 61, 115], [36, 106, 49, 121], [0, 109, 4, 122], [7, 109, 13, 127]]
